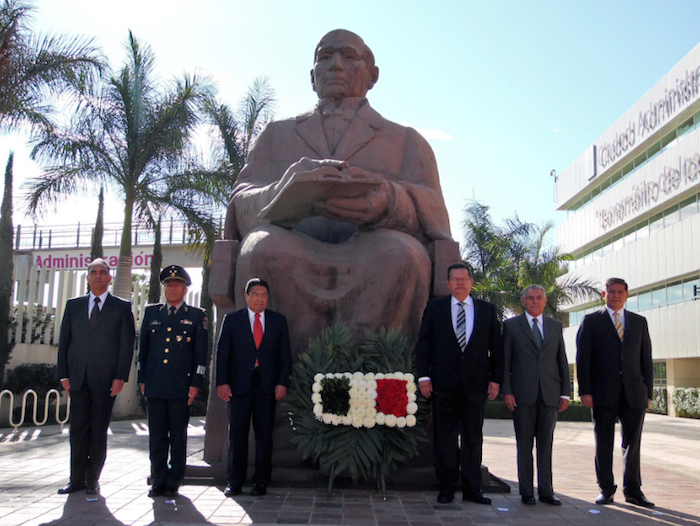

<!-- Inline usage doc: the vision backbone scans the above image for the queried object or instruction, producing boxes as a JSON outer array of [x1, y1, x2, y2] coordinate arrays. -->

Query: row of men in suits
[[417, 265, 655, 508]]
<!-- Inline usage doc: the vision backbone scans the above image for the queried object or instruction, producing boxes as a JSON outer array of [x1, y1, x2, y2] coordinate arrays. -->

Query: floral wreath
[[285, 325, 429, 499]]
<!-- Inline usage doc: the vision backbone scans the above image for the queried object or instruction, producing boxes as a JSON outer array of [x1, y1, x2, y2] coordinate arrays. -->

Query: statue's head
[[311, 29, 379, 101]]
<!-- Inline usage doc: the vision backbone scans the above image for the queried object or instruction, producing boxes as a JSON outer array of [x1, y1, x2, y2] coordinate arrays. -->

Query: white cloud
[[400, 121, 455, 141], [550, 127, 562, 133]]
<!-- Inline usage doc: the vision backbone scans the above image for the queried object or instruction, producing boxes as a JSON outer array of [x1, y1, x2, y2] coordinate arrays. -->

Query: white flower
[[367, 389, 378, 400], [352, 417, 363, 428], [342, 415, 353, 426], [331, 415, 341, 426], [312, 382, 322, 393], [396, 417, 407, 428], [322, 413, 333, 424], [376, 412, 386, 425], [375, 373, 385, 380], [343, 372, 353, 379], [385, 414, 397, 427], [394, 372, 405, 380], [406, 415, 417, 427], [365, 407, 377, 419], [325, 373, 335, 379], [354, 407, 367, 419], [355, 398, 368, 409], [349, 386, 360, 398], [404, 373, 415, 382], [358, 380, 368, 391], [363, 417, 376, 429], [385, 373, 395, 380], [406, 382, 417, 393], [313, 404, 323, 416], [314, 373, 324, 382], [311, 393, 322, 404], [364, 372, 375, 381], [353, 371, 364, 380], [406, 402, 418, 415], [367, 380, 377, 390], [407, 393, 417, 402]]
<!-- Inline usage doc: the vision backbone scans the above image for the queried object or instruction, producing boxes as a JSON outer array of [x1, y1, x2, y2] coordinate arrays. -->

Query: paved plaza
[[1, 413, 699, 525]]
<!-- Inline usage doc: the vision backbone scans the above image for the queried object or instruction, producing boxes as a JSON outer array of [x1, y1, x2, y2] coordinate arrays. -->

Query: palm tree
[[25, 31, 216, 299], [0, 0, 103, 132], [462, 200, 599, 322]]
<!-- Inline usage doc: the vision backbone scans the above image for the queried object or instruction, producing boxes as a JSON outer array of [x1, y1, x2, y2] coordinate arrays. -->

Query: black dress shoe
[[148, 485, 165, 498], [57, 483, 86, 495], [85, 484, 100, 495], [625, 492, 655, 508], [539, 495, 562, 506], [521, 495, 536, 505], [250, 485, 267, 496], [464, 492, 492, 505], [224, 485, 241, 497], [595, 493, 615, 505], [164, 487, 179, 498], [437, 489, 454, 503]]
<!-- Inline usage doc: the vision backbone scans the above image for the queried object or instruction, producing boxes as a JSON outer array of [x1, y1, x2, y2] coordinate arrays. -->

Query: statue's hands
[[318, 178, 391, 225], [276, 157, 349, 190]]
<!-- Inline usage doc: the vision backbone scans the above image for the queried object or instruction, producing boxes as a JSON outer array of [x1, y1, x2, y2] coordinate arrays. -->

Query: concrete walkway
[[1, 413, 699, 525]]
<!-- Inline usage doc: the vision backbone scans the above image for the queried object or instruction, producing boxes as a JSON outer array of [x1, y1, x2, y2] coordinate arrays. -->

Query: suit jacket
[[416, 296, 503, 393], [216, 308, 292, 397], [225, 101, 452, 245], [57, 293, 136, 393], [576, 308, 653, 409], [138, 303, 208, 399], [501, 314, 571, 407]]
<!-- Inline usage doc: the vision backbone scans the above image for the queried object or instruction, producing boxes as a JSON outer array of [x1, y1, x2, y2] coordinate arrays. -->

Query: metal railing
[[0, 388, 70, 434], [14, 216, 225, 251]]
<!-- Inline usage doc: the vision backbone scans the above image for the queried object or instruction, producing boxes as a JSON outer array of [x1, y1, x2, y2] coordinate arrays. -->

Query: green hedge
[[649, 386, 667, 415], [672, 387, 700, 419], [4, 364, 61, 398], [485, 398, 591, 422]]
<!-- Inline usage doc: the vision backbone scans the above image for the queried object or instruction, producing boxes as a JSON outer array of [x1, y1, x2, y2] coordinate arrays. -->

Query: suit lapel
[[295, 111, 332, 158], [599, 308, 621, 341], [334, 103, 382, 160], [518, 314, 539, 350]]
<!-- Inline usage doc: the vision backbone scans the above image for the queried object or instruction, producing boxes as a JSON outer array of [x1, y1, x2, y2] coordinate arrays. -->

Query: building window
[[653, 361, 667, 387]]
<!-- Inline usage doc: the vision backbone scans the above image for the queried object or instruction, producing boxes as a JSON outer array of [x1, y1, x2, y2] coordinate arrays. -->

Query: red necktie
[[254, 313, 263, 367]]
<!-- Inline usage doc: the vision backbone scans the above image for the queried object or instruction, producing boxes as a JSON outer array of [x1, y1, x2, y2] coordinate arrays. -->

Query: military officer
[[138, 265, 208, 498]]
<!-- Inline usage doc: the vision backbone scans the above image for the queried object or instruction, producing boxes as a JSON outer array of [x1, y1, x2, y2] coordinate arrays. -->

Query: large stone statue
[[213, 29, 457, 354], [204, 29, 460, 476]]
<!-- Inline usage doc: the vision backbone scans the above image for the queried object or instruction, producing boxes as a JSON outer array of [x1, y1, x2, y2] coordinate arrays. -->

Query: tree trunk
[[112, 196, 134, 300]]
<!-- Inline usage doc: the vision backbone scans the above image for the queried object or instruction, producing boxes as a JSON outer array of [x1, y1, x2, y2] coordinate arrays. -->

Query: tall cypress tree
[[148, 217, 162, 304], [0, 154, 16, 389]]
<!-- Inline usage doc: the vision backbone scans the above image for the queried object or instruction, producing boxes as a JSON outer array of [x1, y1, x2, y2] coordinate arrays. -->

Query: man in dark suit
[[577, 277, 654, 508], [56, 258, 136, 495], [502, 285, 570, 506], [416, 263, 503, 504], [216, 278, 292, 497], [138, 265, 208, 498]]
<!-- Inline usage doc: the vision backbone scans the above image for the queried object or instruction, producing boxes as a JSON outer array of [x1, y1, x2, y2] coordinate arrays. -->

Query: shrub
[[4, 364, 60, 398], [672, 387, 700, 419], [649, 387, 667, 415]]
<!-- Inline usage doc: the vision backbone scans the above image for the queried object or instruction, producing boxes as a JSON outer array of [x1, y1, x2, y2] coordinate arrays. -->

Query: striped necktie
[[532, 317, 543, 349], [456, 302, 467, 352], [613, 312, 624, 341]]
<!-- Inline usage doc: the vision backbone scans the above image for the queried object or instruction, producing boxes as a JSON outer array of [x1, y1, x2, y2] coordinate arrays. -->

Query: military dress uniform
[[138, 268, 208, 495]]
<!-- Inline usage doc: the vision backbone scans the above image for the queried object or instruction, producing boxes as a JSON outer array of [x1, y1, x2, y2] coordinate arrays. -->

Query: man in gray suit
[[502, 285, 570, 506], [56, 258, 136, 495]]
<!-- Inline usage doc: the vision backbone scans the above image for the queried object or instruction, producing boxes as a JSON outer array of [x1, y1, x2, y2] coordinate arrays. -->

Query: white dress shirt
[[247, 308, 266, 332], [605, 305, 625, 329], [88, 290, 109, 317], [524, 311, 544, 340]]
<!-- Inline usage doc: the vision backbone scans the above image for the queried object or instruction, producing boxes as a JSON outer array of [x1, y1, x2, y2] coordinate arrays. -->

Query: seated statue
[[220, 29, 456, 354]]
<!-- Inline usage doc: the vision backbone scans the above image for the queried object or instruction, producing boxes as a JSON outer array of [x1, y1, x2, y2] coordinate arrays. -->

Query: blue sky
[[3, 0, 700, 247]]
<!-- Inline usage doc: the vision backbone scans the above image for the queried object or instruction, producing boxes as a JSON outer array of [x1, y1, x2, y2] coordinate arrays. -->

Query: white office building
[[556, 43, 700, 416]]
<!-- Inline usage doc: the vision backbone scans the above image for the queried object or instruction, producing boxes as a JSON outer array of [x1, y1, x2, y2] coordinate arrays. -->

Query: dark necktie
[[456, 302, 467, 352], [169, 306, 176, 318], [532, 317, 543, 349], [90, 297, 101, 329]]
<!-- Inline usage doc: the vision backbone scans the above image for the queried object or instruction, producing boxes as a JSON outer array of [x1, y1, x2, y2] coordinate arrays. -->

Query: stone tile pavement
[[1, 413, 699, 525]]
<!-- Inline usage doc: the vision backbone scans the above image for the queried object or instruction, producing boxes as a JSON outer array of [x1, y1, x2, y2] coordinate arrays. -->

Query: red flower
[[375, 379, 408, 417]]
